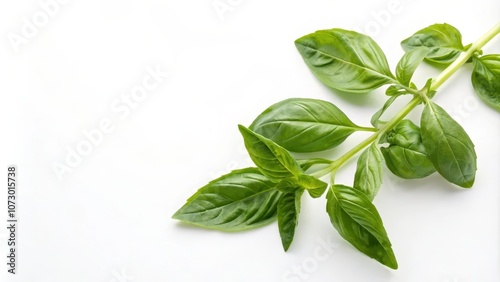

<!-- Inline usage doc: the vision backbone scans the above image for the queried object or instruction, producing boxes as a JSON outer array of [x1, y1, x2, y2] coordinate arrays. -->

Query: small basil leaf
[[471, 55, 500, 110], [173, 168, 282, 231], [422, 78, 437, 99], [277, 189, 304, 251], [396, 47, 429, 86], [297, 158, 332, 171], [297, 174, 328, 198], [276, 175, 327, 198], [250, 98, 374, 152], [381, 120, 436, 179], [295, 29, 396, 93], [326, 185, 398, 269], [401, 23, 465, 65], [239, 125, 302, 182], [421, 102, 477, 187], [371, 95, 399, 127], [385, 85, 407, 96], [353, 143, 384, 201]]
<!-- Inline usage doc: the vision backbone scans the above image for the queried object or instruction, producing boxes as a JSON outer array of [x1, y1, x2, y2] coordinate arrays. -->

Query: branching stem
[[311, 22, 500, 182]]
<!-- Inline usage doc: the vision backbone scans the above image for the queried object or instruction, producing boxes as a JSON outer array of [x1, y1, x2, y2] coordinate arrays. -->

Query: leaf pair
[[382, 107, 477, 188], [381, 119, 436, 179], [294, 27, 432, 94], [174, 123, 328, 251], [402, 23, 500, 111]]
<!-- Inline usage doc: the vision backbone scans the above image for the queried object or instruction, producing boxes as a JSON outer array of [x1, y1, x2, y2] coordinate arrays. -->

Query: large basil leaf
[[250, 98, 373, 152], [401, 23, 465, 65], [471, 55, 500, 110], [421, 102, 477, 187], [239, 125, 302, 182], [172, 168, 282, 231], [295, 29, 395, 93], [326, 185, 398, 269], [277, 189, 304, 251], [381, 120, 436, 179], [353, 143, 383, 201], [396, 47, 429, 86]]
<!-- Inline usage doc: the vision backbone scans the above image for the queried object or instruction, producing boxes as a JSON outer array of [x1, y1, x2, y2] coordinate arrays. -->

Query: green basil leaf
[[401, 23, 465, 65], [471, 54, 500, 110], [353, 143, 384, 201], [421, 78, 437, 99], [297, 158, 332, 171], [421, 102, 477, 187], [371, 95, 399, 127], [250, 98, 374, 152], [295, 29, 396, 93], [326, 185, 398, 269], [385, 85, 407, 96], [173, 168, 282, 231], [239, 125, 302, 182], [396, 47, 429, 86], [381, 120, 436, 179], [297, 174, 328, 198], [277, 189, 304, 251]]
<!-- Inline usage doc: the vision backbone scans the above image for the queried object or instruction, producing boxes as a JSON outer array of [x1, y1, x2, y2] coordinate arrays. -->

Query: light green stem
[[311, 96, 420, 178], [311, 22, 500, 180]]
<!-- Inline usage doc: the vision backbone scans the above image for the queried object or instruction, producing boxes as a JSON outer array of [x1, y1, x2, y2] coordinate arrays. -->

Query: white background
[[1, 0, 499, 281]]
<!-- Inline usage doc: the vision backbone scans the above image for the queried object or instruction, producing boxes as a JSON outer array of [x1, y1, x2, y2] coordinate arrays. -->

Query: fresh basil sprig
[[174, 22, 500, 270]]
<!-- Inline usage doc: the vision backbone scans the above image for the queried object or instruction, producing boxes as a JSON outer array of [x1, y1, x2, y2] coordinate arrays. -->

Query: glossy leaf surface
[[353, 143, 383, 201], [250, 98, 370, 152], [471, 55, 500, 110], [421, 102, 477, 187], [401, 23, 464, 65], [239, 125, 302, 182], [396, 47, 429, 86], [295, 29, 395, 93], [326, 185, 398, 269], [277, 190, 303, 251], [173, 168, 282, 231]]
